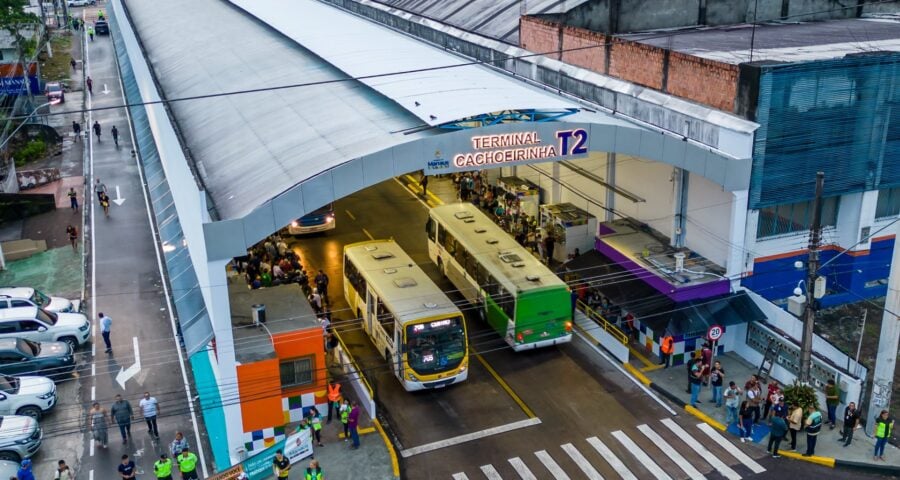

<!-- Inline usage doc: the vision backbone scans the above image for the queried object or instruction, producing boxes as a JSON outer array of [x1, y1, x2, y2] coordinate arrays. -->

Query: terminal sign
[[451, 129, 588, 168]]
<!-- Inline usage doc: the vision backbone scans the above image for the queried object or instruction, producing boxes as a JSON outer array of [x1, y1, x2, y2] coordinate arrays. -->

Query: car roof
[[0, 338, 20, 350], [0, 306, 38, 321], [0, 287, 32, 298]]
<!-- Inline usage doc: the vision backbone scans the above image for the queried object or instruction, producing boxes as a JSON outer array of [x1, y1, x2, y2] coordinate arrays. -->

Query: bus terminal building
[[109, 0, 896, 471]]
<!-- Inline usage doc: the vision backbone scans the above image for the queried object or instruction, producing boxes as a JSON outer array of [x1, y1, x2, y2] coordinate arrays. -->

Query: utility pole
[[799, 172, 825, 384], [865, 220, 900, 435]]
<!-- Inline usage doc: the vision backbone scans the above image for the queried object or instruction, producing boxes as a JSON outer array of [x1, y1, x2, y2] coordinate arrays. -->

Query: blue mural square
[[251, 430, 263, 441]]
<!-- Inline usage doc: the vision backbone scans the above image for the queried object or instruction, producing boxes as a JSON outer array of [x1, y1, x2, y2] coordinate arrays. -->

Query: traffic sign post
[[707, 324, 724, 373]]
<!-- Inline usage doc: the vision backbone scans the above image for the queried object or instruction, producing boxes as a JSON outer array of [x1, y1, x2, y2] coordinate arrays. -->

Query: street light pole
[[799, 172, 825, 384]]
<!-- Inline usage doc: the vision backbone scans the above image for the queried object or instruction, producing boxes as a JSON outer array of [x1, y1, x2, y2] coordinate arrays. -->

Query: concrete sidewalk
[[643, 352, 900, 473]]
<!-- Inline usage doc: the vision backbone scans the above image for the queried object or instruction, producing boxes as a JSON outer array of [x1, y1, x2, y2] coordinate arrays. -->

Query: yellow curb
[[778, 450, 836, 468], [641, 364, 666, 373], [337, 426, 376, 439], [474, 352, 536, 419], [373, 419, 401, 478], [685, 405, 727, 432], [404, 175, 445, 206], [628, 345, 656, 368], [623, 362, 652, 387]]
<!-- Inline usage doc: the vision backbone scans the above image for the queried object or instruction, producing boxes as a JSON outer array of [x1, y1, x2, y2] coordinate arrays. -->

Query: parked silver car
[[0, 415, 41, 462]]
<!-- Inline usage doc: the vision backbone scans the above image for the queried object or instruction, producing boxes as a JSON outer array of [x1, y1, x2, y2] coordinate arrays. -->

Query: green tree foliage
[[783, 381, 821, 412], [0, 0, 38, 29], [14, 139, 46, 166]]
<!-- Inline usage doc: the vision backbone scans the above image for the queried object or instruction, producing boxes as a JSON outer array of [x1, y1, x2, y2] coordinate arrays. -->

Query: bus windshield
[[405, 317, 465, 375]]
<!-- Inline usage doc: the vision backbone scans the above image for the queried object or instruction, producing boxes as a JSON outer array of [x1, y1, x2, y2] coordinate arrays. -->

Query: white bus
[[343, 239, 468, 391], [426, 203, 572, 351]]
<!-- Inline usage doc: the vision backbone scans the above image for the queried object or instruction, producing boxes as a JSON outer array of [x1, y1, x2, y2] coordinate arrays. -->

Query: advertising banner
[[240, 439, 285, 480], [284, 428, 315, 465]]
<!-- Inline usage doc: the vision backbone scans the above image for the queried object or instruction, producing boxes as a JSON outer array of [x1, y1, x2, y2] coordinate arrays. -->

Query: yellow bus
[[343, 239, 468, 391]]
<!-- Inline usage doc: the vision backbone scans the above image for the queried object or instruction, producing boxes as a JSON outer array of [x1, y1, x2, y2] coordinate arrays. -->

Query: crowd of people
[[233, 235, 309, 290]]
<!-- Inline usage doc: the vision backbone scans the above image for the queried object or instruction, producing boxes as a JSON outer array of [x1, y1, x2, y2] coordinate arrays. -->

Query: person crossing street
[[140, 391, 161, 439], [110, 394, 134, 444], [72, 120, 81, 140], [86, 76, 93, 94], [112, 125, 120, 146], [99, 312, 112, 353], [93, 120, 102, 141]]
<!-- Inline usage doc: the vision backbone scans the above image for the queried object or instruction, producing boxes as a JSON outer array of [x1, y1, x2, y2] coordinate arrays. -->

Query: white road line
[[611, 430, 672, 480], [362, 228, 374, 240], [89, 469, 93, 480], [637, 424, 705, 480], [89, 439, 94, 457], [480, 464, 503, 480], [113, 17, 209, 476], [696, 423, 766, 474], [345, 209, 356, 220], [661, 419, 741, 480], [90, 385, 95, 401], [400, 417, 541, 458], [508, 457, 537, 480], [451, 474, 469, 480], [586, 436, 637, 480], [561, 443, 603, 480], [535, 450, 570, 480], [91, 363, 95, 376], [91, 343, 96, 356]]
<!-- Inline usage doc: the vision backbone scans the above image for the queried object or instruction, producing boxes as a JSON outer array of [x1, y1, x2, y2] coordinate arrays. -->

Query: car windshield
[[0, 376, 17, 394], [30, 290, 50, 307], [35, 308, 58, 325], [18, 339, 39, 357], [48, 84, 61, 93], [405, 317, 466, 375]]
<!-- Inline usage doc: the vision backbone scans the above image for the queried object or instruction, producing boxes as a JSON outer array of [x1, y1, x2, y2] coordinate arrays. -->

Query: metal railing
[[577, 300, 628, 345], [332, 327, 374, 399]]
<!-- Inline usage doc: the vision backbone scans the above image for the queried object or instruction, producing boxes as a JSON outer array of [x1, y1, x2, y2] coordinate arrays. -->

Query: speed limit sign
[[707, 324, 724, 341]]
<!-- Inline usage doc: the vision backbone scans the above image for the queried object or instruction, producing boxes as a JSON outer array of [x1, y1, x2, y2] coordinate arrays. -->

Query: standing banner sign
[[240, 439, 286, 480], [284, 428, 315, 465]]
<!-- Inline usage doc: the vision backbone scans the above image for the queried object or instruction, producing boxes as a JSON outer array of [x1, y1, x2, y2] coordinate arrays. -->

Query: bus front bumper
[[510, 333, 573, 352]]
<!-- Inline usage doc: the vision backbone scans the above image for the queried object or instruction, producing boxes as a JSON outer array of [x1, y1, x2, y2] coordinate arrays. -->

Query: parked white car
[[0, 376, 56, 420], [0, 287, 77, 313], [67, 0, 97, 7], [0, 460, 18, 479], [0, 415, 41, 462], [0, 307, 91, 349]]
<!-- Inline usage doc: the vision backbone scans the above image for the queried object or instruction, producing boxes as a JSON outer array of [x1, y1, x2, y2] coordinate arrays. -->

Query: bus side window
[[454, 243, 467, 266], [464, 251, 478, 278], [426, 218, 435, 241], [437, 224, 446, 247], [344, 259, 358, 291], [443, 230, 457, 256], [377, 300, 395, 338]]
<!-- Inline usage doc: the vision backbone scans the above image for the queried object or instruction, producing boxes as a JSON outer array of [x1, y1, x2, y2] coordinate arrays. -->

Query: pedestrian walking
[[420, 173, 428, 197], [305, 459, 323, 480], [176, 446, 199, 480], [88, 26, 94, 41], [309, 288, 323, 314], [307, 407, 324, 447], [348, 400, 361, 449], [315, 269, 329, 304], [112, 125, 119, 146], [66, 225, 78, 252], [17, 459, 34, 480], [118, 454, 137, 480], [767, 414, 788, 458], [724, 381, 741, 425], [100, 192, 111, 217], [93, 121, 102, 141], [140, 391, 160, 439], [709, 360, 725, 407], [67, 187, 79, 211], [803, 405, 823, 457], [339, 398, 351, 441], [72, 120, 81, 140], [95, 178, 107, 201], [154, 453, 174, 480], [54, 459, 75, 480], [326, 380, 342, 424], [170, 431, 190, 457], [689, 357, 703, 408], [272, 449, 290, 479], [738, 400, 753, 442], [86, 76, 93, 94], [89, 402, 109, 449], [787, 402, 803, 451], [825, 378, 840, 429], [99, 312, 112, 353], [111, 394, 134, 444], [874, 410, 894, 461], [659, 333, 673, 368], [839, 402, 860, 447], [70, 58, 77, 70]]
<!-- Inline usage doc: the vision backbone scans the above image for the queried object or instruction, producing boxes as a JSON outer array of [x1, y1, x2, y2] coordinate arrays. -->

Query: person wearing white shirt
[[139, 392, 160, 439]]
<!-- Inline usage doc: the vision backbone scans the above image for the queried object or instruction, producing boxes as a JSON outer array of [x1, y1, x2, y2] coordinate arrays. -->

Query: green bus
[[426, 203, 572, 351]]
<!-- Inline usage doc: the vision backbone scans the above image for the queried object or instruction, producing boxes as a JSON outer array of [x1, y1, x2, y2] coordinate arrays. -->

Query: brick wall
[[667, 52, 739, 112], [520, 16, 562, 60], [609, 41, 665, 90], [560, 25, 607, 73]]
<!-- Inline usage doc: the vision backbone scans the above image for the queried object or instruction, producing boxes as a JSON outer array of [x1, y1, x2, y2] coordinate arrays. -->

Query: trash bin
[[251, 304, 266, 325]]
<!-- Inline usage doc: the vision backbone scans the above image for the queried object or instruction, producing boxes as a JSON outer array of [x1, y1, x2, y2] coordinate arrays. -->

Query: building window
[[757, 197, 839, 239], [279, 356, 314, 389], [876, 187, 900, 219]]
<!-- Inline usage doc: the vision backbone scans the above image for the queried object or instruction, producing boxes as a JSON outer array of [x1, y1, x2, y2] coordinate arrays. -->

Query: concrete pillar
[[727, 190, 750, 288], [672, 168, 689, 248], [605, 152, 616, 222], [866, 221, 900, 435]]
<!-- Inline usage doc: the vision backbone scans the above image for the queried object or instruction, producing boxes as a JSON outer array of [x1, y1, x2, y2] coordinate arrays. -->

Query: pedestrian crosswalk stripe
[[452, 473, 470, 480], [661, 419, 741, 480], [561, 443, 604, 480], [480, 464, 503, 480], [535, 450, 571, 480], [508, 457, 537, 480], [696, 423, 766, 474], [637, 424, 706, 480], [586, 436, 638, 480], [611, 430, 673, 480]]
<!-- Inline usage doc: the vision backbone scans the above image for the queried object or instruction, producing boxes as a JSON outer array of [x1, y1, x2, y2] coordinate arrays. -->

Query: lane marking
[[508, 457, 537, 480], [345, 209, 356, 221], [480, 464, 503, 480], [115, 336, 142, 389], [637, 424, 705, 480], [452, 474, 469, 480], [696, 423, 766, 474], [586, 436, 637, 480], [535, 449, 571, 480], [661, 419, 740, 480], [89, 438, 94, 457], [89, 470, 93, 480], [399, 417, 541, 458], [91, 363, 95, 376], [561, 443, 604, 480], [362, 228, 374, 240], [90, 385, 95, 402], [473, 353, 535, 419], [112, 18, 209, 477], [611, 430, 672, 480], [392, 177, 432, 211]]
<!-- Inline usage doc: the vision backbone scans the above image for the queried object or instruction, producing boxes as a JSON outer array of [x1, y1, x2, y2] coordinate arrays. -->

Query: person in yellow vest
[[305, 459, 323, 480], [272, 449, 290, 479], [154, 453, 174, 480], [660, 334, 674, 368], [326, 381, 342, 424], [175, 446, 199, 480], [874, 410, 894, 461], [339, 398, 351, 441], [307, 406, 324, 447]]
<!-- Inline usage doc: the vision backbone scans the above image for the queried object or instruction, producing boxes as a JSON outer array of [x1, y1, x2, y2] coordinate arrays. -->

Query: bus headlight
[[407, 373, 417, 381], [326, 215, 334, 223], [458, 364, 467, 372], [564, 321, 573, 332], [291, 221, 298, 227]]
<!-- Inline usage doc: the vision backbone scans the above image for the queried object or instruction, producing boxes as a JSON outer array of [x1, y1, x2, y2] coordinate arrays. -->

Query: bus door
[[366, 289, 377, 335]]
